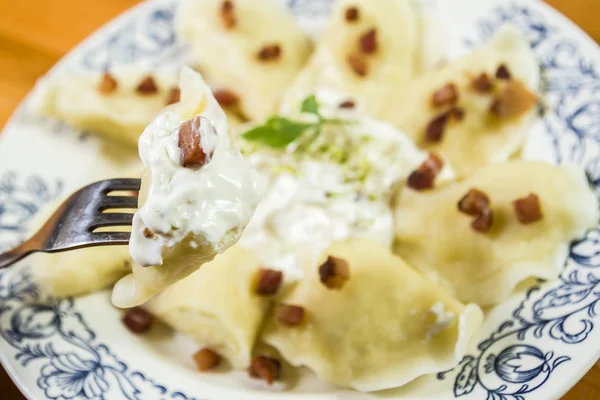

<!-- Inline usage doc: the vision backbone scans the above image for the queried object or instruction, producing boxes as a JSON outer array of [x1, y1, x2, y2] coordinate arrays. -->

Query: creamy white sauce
[[427, 302, 455, 339], [129, 67, 263, 267], [238, 89, 445, 280]]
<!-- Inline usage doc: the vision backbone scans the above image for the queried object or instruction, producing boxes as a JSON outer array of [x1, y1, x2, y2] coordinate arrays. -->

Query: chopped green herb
[[271, 164, 297, 175], [300, 94, 320, 116]]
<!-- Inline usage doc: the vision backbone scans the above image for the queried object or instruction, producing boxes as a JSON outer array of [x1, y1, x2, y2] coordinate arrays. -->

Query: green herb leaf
[[300, 94, 320, 115], [242, 117, 313, 148]]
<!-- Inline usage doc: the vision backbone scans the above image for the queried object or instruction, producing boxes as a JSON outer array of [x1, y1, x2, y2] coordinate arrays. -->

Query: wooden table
[[0, 0, 599, 398]]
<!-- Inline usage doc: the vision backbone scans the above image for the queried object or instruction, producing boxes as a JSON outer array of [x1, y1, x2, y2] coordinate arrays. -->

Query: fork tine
[[105, 178, 142, 192], [88, 232, 132, 245], [0, 178, 144, 265], [99, 196, 139, 210], [89, 213, 134, 229]]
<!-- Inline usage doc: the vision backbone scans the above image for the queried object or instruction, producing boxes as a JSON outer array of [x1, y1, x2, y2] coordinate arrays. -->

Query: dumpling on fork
[[32, 67, 180, 147], [111, 66, 263, 308], [176, 0, 313, 123]]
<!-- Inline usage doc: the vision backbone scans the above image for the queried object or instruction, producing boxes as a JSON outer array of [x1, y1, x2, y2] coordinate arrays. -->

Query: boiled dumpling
[[32, 67, 180, 147], [29, 207, 132, 298], [261, 239, 483, 392], [28, 159, 143, 298], [32, 246, 131, 298], [145, 245, 269, 369], [380, 25, 540, 177], [394, 161, 599, 306], [177, 0, 313, 122], [281, 0, 422, 117], [111, 67, 262, 308]]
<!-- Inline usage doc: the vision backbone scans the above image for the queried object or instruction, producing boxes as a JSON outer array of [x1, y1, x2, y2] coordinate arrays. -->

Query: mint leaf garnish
[[300, 94, 320, 116], [241, 93, 352, 150], [242, 117, 312, 148]]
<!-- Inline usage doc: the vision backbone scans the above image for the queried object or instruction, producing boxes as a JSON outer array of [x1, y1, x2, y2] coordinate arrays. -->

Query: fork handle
[[0, 241, 38, 269]]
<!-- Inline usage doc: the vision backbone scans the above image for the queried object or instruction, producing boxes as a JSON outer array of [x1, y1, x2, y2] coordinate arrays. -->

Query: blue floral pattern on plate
[[1, 1, 600, 399], [0, 172, 63, 252], [0, 269, 196, 400]]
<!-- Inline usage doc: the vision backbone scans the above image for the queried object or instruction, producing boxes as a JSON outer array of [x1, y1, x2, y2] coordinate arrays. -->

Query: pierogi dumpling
[[177, 0, 313, 122], [32, 67, 180, 147], [111, 67, 262, 308], [281, 0, 422, 117], [145, 245, 269, 369], [394, 161, 599, 306], [380, 26, 540, 177], [29, 160, 143, 298], [29, 206, 133, 298], [261, 239, 483, 392], [32, 246, 131, 298]]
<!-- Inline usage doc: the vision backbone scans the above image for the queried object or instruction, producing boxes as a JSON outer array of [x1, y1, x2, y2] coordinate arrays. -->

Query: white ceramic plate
[[1, 0, 600, 399]]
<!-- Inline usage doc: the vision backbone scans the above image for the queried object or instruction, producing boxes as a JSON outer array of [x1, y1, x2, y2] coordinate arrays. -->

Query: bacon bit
[[407, 153, 444, 191], [277, 304, 305, 326], [422, 152, 445, 172], [359, 29, 378, 54], [471, 73, 494, 93], [257, 44, 282, 61], [339, 99, 356, 109], [249, 356, 281, 385], [458, 189, 490, 216], [221, 0, 236, 29], [348, 54, 368, 77], [178, 116, 213, 168], [193, 348, 221, 371], [256, 268, 283, 296], [424, 106, 466, 143], [165, 87, 181, 105], [213, 89, 240, 108], [490, 80, 537, 119], [98, 72, 118, 94], [495, 64, 511, 80], [407, 170, 435, 191], [425, 112, 449, 143], [431, 83, 458, 107], [471, 208, 494, 233], [122, 307, 153, 334], [450, 106, 466, 121], [319, 256, 350, 290], [457, 188, 494, 233], [143, 227, 155, 239], [136, 76, 159, 95], [513, 193, 543, 224], [345, 6, 360, 22]]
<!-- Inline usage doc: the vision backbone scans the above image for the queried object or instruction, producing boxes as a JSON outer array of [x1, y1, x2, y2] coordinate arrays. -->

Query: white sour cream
[[427, 302, 455, 339], [238, 89, 447, 280]]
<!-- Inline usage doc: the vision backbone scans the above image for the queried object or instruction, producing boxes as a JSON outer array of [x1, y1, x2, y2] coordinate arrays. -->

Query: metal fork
[[0, 178, 141, 269]]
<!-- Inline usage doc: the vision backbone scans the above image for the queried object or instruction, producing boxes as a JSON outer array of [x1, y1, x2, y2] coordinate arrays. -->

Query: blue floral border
[[0, 171, 63, 252], [436, 4, 600, 400], [0, 268, 197, 400], [1, 1, 600, 400]]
